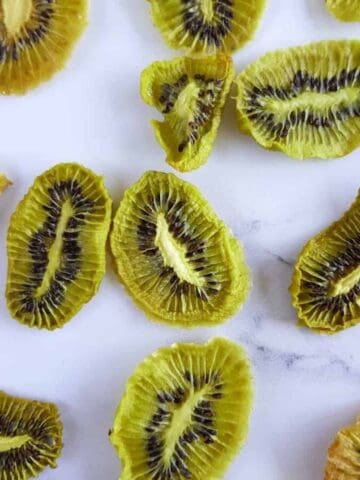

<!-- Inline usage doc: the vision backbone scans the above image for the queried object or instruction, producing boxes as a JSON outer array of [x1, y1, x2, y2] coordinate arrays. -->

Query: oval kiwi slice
[[324, 416, 360, 479], [148, 0, 266, 56], [110, 337, 253, 480], [110, 171, 250, 328], [290, 190, 360, 334], [0, 0, 87, 95], [141, 55, 234, 172], [326, 0, 360, 22], [6, 162, 112, 330], [235, 40, 360, 159], [0, 391, 63, 479]]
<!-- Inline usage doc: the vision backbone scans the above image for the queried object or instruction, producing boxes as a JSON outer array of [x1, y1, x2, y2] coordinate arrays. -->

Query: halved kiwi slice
[[324, 416, 360, 479], [110, 171, 250, 328], [326, 0, 360, 22], [0, 0, 87, 95], [6, 162, 112, 330], [0, 391, 63, 479], [290, 190, 360, 334], [147, 0, 266, 56], [0, 174, 11, 194], [235, 40, 360, 159], [141, 55, 234, 172], [110, 337, 253, 480]]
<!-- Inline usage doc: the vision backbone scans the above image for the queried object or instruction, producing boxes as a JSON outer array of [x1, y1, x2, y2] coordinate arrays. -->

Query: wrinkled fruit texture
[[110, 338, 253, 480], [6, 163, 112, 330], [326, 0, 360, 22], [324, 416, 360, 480], [0, 0, 87, 94], [235, 40, 360, 159], [290, 190, 360, 334], [148, 0, 266, 56], [0, 174, 11, 194], [141, 55, 234, 172], [110, 171, 250, 328], [0, 391, 63, 480]]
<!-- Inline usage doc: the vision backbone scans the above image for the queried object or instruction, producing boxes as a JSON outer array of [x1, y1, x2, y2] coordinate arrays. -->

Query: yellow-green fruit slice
[[147, 0, 266, 56], [324, 416, 360, 479], [0, 0, 87, 95], [326, 0, 360, 22], [110, 171, 250, 328], [290, 191, 360, 334], [110, 337, 253, 480], [0, 174, 11, 194], [6, 162, 112, 330], [141, 55, 234, 172], [0, 391, 63, 480], [235, 40, 360, 159]]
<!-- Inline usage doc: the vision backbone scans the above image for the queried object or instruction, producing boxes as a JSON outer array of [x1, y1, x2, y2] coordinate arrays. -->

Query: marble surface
[[0, 0, 360, 479]]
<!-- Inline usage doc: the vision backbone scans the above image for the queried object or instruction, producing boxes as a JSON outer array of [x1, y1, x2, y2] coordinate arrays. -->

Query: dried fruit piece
[[141, 55, 234, 172], [326, 0, 360, 22], [0, 391, 63, 479], [110, 337, 253, 480], [290, 190, 360, 334], [0, 0, 87, 95], [0, 174, 11, 195], [110, 171, 250, 327], [6, 163, 112, 330], [148, 0, 266, 56], [324, 416, 360, 479], [235, 40, 360, 159]]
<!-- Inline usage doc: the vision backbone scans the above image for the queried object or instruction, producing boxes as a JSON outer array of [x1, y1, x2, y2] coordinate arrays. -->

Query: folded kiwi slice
[[147, 0, 266, 56], [6, 162, 112, 330], [290, 190, 360, 334], [110, 337, 253, 480], [0, 174, 11, 194], [110, 171, 250, 327], [0, 0, 87, 95], [235, 40, 360, 159], [0, 391, 63, 479], [326, 0, 360, 21], [324, 416, 360, 479], [141, 55, 234, 172]]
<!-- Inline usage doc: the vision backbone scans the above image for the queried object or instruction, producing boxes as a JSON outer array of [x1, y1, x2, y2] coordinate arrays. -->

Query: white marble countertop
[[1, 1, 360, 479]]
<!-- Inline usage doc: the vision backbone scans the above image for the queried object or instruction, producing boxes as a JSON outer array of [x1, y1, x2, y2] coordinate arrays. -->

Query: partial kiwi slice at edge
[[326, 0, 360, 22], [110, 337, 253, 480], [0, 174, 11, 194]]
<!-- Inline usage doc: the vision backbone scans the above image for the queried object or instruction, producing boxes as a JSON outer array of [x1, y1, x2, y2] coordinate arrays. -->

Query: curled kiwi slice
[[110, 171, 250, 328], [141, 55, 234, 172], [290, 191, 360, 334], [6, 162, 112, 330], [0, 391, 63, 479], [326, 0, 360, 22], [110, 337, 253, 480], [0, 0, 87, 95], [0, 174, 11, 194], [235, 40, 360, 159], [324, 416, 360, 479], [148, 0, 266, 56]]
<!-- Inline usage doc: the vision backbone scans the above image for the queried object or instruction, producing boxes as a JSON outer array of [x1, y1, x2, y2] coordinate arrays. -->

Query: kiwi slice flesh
[[141, 55, 234, 172], [0, 391, 63, 479], [326, 0, 360, 22], [324, 416, 360, 479], [290, 190, 360, 334], [235, 40, 360, 159], [0, 0, 87, 95], [110, 337, 253, 480], [110, 171, 250, 328], [148, 0, 266, 56], [6, 162, 112, 330], [0, 174, 11, 194]]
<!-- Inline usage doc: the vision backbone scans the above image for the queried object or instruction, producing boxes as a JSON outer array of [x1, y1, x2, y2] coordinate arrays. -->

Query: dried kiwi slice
[[0, 391, 63, 479], [148, 0, 266, 56], [0, 174, 11, 194], [324, 416, 360, 479], [6, 162, 112, 330], [110, 171, 250, 327], [290, 190, 360, 334], [235, 40, 360, 159], [110, 337, 253, 480], [141, 55, 234, 172], [326, 0, 360, 22], [0, 0, 87, 95]]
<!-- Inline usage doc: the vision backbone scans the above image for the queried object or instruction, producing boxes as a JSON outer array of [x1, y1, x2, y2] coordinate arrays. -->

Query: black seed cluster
[[245, 68, 360, 140], [181, 0, 234, 47], [18, 180, 93, 321]]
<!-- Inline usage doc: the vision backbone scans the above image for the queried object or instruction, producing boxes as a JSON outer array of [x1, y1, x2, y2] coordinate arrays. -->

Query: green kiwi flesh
[[326, 0, 360, 22]]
